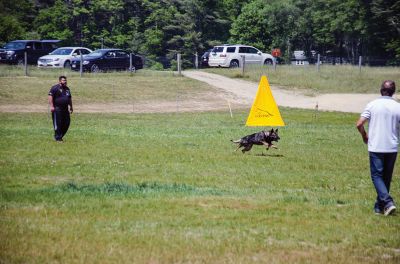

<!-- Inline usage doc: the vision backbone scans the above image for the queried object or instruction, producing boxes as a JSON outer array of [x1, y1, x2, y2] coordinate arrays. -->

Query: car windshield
[[211, 47, 224, 53], [87, 50, 105, 57], [50, 48, 73, 55], [4, 42, 25, 49]]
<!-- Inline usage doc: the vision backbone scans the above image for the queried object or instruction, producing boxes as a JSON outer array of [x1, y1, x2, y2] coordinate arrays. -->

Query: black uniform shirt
[[48, 84, 71, 111]]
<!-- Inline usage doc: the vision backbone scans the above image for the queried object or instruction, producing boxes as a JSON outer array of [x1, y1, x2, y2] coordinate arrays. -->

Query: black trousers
[[52, 110, 70, 141]]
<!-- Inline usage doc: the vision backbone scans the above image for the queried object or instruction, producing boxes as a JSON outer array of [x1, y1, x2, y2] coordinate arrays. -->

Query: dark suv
[[0, 40, 60, 65]]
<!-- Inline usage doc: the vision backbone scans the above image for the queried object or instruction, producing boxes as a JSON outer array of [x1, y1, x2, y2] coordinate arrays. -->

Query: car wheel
[[264, 59, 273, 65], [64, 61, 71, 68], [91, 64, 100, 73], [229, 60, 239, 68]]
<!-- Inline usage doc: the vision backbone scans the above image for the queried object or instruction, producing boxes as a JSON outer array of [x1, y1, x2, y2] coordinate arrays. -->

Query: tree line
[[1, 0, 399, 67]]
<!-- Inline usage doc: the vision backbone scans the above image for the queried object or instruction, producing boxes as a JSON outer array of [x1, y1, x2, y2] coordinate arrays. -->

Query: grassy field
[[0, 66, 218, 106], [0, 68, 399, 263], [205, 65, 400, 94], [1, 109, 399, 263]]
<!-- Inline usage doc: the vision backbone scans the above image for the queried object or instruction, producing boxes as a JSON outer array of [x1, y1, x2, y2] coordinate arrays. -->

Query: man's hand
[[356, 117, 368, 145], [50, 106, 55, 112], [70, 107, 73, 114], [362, 134, 368, 144]]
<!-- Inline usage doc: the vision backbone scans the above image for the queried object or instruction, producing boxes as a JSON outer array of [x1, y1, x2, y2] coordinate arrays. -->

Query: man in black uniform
[[48, 76, 73, 142]]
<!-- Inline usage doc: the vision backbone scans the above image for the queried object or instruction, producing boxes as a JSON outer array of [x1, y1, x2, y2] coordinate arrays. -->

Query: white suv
[[37, 47, 92, 68], [208, 44, 275, 68]]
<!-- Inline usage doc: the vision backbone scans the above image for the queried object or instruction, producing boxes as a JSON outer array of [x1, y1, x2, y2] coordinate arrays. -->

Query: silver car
[[37, 47, 92, 68]]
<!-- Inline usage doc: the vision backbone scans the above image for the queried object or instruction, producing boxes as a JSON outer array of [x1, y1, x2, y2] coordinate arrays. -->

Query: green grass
[[0, 66, 216, 105], [205, 65, 400, 94], [1, 110, 399, 263]]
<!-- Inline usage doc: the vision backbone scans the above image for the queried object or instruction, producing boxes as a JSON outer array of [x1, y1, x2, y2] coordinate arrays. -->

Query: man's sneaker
[[374, 209, 384, 215], [384, 205, 396, 216]]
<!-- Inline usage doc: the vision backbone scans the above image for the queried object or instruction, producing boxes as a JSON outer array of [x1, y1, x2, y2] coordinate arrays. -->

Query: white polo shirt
[[361, 96, 400, 153]]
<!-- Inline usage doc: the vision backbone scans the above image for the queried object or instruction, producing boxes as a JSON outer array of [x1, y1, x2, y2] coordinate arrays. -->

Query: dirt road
[[182, 70, 380, 113]]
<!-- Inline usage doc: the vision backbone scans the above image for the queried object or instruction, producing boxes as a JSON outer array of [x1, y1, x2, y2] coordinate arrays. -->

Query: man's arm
[[48, 95, 55, 112], [356, 117, 368, 144], [69, 98, 73, 114]]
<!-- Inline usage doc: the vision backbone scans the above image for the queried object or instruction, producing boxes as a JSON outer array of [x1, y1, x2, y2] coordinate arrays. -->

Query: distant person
[[48, 76, 73, 142], [356, 80, 400, 216]]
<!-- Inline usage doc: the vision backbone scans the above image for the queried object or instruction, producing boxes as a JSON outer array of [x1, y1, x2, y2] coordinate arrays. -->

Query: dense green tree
[[0, 0, 36, 43], [229, 0, 301, 58], [0, 0, 398, 66]]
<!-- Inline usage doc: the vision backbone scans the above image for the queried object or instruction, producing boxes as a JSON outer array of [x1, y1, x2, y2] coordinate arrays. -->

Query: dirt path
[[182, 70, 381, 113]]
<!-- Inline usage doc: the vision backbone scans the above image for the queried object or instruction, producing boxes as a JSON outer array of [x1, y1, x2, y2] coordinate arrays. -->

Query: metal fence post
[[80, 53, 83, 77], [130, 53, 133, 73], [177, 53, 181, 75], [358, 56, 362, 73], [24, 51, 28, 76], [195, 52, 198, 69], [317, 54, 321, 72], [241, 55, 245, 76]]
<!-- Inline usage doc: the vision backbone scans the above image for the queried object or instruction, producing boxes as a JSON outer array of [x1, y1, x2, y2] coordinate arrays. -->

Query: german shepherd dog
[[231, 129, 280, 153]]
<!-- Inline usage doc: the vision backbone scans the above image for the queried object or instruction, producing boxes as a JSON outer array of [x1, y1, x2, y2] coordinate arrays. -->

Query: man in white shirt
[[356, 80, 400, 216]]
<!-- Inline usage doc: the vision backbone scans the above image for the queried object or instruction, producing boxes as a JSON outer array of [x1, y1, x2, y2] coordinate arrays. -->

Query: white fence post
[[80, 53, 83, 77], [24, 51, 28, 76], [195, 52, 198, 69], [241, 55, 245, 76], [177, 53, 182, 75]]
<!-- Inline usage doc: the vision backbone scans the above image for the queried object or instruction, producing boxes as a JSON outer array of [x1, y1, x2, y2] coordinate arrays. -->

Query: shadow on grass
[[254, 153, 285, 157], [38, 182, 226, 197]]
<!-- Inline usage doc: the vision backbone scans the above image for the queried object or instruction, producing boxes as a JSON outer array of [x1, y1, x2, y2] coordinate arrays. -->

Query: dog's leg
[[234, 145, 242, 152], [260, 141, 270, 150], [242, 144, 253, 153]]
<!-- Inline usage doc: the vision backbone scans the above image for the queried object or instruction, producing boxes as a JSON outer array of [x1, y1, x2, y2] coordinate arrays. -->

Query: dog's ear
[[270, 128, 274, 133], [275, 128, 278, 133]]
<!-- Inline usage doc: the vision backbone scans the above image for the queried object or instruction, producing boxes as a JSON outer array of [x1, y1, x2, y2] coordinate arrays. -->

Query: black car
[[0, 40, 60, 65], [71, 49, 143, 72], [200, 49, 212, 67]]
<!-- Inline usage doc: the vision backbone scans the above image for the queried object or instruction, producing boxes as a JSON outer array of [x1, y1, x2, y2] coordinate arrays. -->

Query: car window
[[42, 43, 56, 50], [51, 48, 73, 55], [247, 47, 258, 54], [80, 49, 91, 55], [238, 47, 247, 53], [116, 51, 129, 58], [212, 47, 224, 53], [227, 47, 236, 53], [88, 50, 104, 57], [4, 42, 25, 49], [106, 51, 116, 58], [33, 42, 43, 50]]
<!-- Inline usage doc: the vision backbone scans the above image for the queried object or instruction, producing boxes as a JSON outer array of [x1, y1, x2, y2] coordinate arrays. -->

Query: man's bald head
[[381, 80, 396, 96]]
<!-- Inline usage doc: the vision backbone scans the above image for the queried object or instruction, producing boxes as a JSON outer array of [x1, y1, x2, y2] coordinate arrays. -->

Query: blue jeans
[[369, 152, 397, 212]]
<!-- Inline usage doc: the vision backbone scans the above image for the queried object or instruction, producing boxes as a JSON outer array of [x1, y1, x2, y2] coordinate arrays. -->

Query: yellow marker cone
[[246, 75, 285, 127]]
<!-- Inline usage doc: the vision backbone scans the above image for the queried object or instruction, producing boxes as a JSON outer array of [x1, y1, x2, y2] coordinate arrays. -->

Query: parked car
[[208, 44, 275, 68], [37, 47, 92, 68], [200, 49, 212, 67], [0, 40, 60, 65], [71, 49, 143, 72]]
